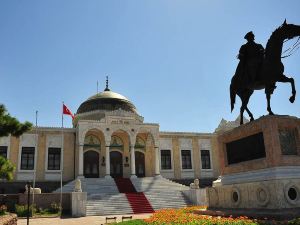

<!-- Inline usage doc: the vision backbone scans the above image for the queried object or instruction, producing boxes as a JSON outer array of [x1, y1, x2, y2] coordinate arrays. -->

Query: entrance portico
[[77, 125, 159, 179]]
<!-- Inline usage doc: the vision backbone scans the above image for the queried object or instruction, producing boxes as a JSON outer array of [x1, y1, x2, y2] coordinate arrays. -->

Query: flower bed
[[114, 207, 300, 225], [144, 207, 257, 225], [0, 214, 17, 225]]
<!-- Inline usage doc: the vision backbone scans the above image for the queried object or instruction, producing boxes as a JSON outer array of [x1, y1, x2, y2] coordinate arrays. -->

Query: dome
[[76, 88, 137, 115]]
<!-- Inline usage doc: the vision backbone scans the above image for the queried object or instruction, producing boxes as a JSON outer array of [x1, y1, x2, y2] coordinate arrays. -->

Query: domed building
[[0, 80, 222, 194]]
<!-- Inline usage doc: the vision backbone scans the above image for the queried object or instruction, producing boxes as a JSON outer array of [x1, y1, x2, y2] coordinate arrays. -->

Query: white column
[[78, 145, 84, 178], [105, 144, 111, 179], [130, 145, 137, 178], [155, 146, 161, 176]]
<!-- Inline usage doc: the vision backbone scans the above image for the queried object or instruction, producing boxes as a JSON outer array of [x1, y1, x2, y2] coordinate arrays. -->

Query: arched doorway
[[135, 151, 145, 177], [110, 151, 123, 178], [84, 151, 99, 178]]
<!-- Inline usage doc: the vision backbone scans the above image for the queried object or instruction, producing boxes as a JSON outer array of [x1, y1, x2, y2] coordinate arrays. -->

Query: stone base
[[71, 192, 87, 217], [207, 177, 300, 209]]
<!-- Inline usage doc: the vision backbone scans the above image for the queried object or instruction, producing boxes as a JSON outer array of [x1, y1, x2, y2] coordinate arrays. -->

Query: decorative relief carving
[[110, 136, 123, 150], [84, 135, 101, 150], [20, 134, 36, 146], [256, 184, 270, 206], [47, 135, 62, 148], [199, 139, 211, 150], [284, 182, 299, 205], [231, 186, 241, 206], [135, 136, 145, 150], [279, 129, 298, 155], [159, 138, 172, 149], [0, 136, 10, 146], [179, 138, 192, 149]]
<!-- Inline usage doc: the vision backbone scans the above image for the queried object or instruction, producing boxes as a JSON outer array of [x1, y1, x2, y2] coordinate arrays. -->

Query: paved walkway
[[17, 213, 152, 225]]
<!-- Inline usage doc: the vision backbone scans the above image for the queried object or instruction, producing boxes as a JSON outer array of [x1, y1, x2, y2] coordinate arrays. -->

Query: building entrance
[[84, 151, 99, 178], [110, 151, 123, 178], [135, 151, 145, 177]]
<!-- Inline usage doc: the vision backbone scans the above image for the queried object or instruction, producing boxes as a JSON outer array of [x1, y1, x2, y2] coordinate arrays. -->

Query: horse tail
[[230, 84, 236, 112]]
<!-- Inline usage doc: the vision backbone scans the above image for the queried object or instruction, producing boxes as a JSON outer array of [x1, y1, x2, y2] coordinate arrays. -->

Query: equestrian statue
[[230, 20, 300, 124]]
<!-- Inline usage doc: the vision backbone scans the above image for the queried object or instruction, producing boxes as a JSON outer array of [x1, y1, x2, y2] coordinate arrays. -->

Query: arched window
[[135, 136, 145, 150], [110, 136, 124, 150], [84, 135, 101, 150]]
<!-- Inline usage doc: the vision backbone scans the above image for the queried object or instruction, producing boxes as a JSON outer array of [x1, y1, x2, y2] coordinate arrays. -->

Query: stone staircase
[[131, 177, 191, 210], [54, 176, 192, 216]]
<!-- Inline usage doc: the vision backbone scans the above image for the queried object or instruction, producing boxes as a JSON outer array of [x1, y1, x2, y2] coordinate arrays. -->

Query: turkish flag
[[63, 104, 74, 120]]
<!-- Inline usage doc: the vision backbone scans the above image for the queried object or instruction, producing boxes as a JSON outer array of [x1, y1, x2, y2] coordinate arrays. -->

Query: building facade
[[0, 85, 221, 193]]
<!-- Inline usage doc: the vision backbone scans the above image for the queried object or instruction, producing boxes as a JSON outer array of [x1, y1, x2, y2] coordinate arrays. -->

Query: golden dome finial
[[104, 76, 110, 91]]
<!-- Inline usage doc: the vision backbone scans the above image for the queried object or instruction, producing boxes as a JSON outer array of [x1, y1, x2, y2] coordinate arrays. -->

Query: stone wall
[[18, 193, 71, 213]]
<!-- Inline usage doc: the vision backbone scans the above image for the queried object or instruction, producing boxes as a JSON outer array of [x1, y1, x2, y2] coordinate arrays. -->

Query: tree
[[0, 104, 32, 137], [0, 104, 32, 181], [0, 156, 15, 181]]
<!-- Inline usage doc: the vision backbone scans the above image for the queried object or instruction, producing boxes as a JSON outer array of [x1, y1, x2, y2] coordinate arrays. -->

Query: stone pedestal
[[71, 192, 87, 217], [207, 116, 300, 209], [183, 189, 208, 206]]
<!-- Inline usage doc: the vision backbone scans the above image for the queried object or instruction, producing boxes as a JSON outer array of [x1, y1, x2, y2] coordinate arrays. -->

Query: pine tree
[[0, 156, 15, 181], [0, 104, 32, 137], [0, 104, 32, 180]]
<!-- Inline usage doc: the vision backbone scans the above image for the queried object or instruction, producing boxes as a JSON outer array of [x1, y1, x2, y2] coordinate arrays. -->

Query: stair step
[[54, 177, 192, 216]]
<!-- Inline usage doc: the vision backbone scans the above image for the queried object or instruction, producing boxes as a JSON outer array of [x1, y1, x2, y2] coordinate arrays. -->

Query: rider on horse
[[238, 31, 265, 84]]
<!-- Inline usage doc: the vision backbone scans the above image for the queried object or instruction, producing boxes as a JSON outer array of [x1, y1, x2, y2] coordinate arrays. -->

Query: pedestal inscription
[[226, 132, 266, 164]]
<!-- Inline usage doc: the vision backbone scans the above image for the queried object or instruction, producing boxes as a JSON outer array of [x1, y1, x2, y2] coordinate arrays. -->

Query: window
[[0, 146, 8, 158], [21, 147, 35, 170], [161, 150, 171, 170], [201, 150, 211, 169], [48, 148, 61, 170], [181, 150, 192, 169]]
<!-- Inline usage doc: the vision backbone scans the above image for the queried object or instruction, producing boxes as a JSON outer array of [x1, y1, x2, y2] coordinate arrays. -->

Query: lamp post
[[26, 181, 31, 225]]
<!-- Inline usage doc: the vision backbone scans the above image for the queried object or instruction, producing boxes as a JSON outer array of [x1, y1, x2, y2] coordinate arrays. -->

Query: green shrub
[[289, 218, 300, 225], [0, 205, 7, 216], [15, 204, 36, 217], [49, 202, 61, 213]]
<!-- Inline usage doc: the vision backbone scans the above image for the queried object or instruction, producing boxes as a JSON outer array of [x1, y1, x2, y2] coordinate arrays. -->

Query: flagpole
[[32, 110, 38, 206], [60, 102, 64, 215]]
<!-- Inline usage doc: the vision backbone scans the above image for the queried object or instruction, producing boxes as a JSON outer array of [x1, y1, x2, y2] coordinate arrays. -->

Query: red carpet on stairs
[[114, 178, 137, 193], [114, 178, 154, 214]]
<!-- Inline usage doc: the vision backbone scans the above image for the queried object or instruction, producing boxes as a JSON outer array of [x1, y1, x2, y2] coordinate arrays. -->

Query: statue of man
[[238, 31, 264, 83]]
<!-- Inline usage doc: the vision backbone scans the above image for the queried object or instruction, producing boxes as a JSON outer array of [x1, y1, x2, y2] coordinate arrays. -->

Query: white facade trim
[[0, 135, 11, 159], [45, 135, 63, 173], [198, 139, 213, 174], [159, 138, 174, 171], [17, 134, 37, 174], [179, 138, 194, 171]]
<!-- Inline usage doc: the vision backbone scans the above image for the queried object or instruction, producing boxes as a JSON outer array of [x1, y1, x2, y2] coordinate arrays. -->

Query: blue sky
[[1, 0, 300, 132]]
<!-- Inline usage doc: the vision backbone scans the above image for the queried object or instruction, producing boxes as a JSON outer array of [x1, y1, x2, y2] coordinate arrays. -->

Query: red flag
[[63, 104, 74, 120]]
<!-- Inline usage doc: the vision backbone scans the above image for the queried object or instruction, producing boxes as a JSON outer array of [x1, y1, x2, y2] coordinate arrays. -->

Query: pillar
[[130, 145, 137, 178], [78, 145, 84, 178], [154, 146, 161, 176], [105, 144, 111, 179]]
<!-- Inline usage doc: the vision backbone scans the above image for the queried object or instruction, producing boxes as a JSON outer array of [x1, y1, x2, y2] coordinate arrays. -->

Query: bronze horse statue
[[230, 20, 300, 125]]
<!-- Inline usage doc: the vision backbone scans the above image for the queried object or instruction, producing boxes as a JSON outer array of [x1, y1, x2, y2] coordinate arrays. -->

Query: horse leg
[[265, 86, 274, 115], [245, 107, 254, 121], [239, 89, 254, 123], [278, 74, 296, 103], [244, 89, 254, 121], [240, 105, 245, 125]]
